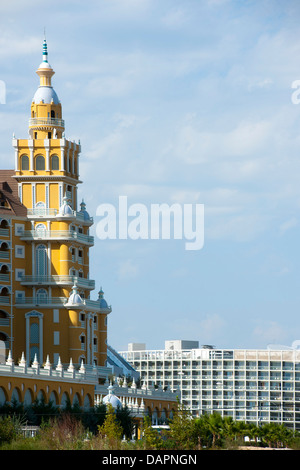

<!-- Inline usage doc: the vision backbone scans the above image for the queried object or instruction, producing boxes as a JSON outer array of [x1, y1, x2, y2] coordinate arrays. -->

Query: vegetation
[[0, 398, 300, 450]]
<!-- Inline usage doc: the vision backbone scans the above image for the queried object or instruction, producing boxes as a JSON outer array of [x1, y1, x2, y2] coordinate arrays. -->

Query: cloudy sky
[[1, 0, 300, 351]]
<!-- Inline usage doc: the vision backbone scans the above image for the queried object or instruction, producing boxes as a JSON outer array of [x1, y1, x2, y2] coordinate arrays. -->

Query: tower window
[[21, 155, 29, 171], [48, 132, 51, 139], [51, 110, 55, 118], [36, 155, 45, 171], [51, 155, 59, 170]]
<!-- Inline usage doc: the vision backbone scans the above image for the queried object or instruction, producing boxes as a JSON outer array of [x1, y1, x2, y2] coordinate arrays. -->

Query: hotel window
[[30, 322, 39, 343], [80, 312, 85, 327], [15, 223, 24, 236], [54, 331, 60, 345], [80, 334, 85, 350], [36, 155, 45, 171], [15, 245, 25, 258], [51, 155, 59, 170], [36, 288, 48, 303], [36, 244, 47, 276], [53, 309, 59, 323], [21, 155, 29, 170], [15, 269, 25, 281]]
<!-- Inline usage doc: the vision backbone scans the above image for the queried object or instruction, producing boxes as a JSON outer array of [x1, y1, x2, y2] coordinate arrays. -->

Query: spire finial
[[42, 34, 48, 63]]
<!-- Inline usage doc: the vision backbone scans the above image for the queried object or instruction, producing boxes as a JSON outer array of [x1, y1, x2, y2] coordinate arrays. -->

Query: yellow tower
[[4, 40, 111, 370]]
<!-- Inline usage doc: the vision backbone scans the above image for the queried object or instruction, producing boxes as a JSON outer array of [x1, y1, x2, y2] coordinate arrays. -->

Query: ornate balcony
[[14, 295, 110, 313], [19, 229, 94, 246], [26, 208, 93, 224], [20, 275, 95, 290], [29, 117, 65, 130]]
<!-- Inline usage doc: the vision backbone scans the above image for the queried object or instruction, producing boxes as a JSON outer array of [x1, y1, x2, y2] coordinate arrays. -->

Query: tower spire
[[42, 37, 48, 64]]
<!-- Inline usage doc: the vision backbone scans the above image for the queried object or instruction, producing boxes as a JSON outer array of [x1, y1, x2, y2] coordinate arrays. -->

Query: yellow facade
[[0, 40, 111, 372]]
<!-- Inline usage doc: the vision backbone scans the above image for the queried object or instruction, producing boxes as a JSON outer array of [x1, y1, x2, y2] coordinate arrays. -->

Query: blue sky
[[1, 0, 300, 351]]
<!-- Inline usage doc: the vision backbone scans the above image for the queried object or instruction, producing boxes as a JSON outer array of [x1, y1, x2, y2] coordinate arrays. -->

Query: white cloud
[[118, 259, 139, 281], [252, 321, 289, 346]]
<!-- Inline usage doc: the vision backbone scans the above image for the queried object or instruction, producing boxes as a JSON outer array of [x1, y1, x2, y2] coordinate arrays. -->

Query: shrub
[[0, 416, 18, 444]]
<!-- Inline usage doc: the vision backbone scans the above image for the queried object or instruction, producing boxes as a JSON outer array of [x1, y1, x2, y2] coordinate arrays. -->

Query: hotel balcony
[[0, 295, 10, 304], [0, 228, 9, 237], [14, 295, 111, 313], [20, 274, 95, 290], [27, 208, 93, 224], [19, 229, 94, 246], [29, 117, 65, 130]]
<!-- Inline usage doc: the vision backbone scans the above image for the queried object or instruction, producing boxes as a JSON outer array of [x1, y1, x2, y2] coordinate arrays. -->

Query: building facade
[[120, 341, 300, 431], [0, 39, 111, 371]]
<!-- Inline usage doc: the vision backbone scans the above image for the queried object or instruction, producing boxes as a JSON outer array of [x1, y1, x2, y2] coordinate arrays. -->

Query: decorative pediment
[[25, 310, 44, 318]]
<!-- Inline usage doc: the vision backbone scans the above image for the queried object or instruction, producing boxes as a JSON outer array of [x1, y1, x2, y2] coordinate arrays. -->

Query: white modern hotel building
[[119, 340, 300, 431]]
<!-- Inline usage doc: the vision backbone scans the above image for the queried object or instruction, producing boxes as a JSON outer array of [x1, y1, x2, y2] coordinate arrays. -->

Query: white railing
[[27, 208, 93, 223], [15, 296, 67, 306], [20, 230, 94, 245], [29, 117, 65, 128], [0, 228, 9, 237], [14, 296, 110, 312], [20, 275, 95, 289]]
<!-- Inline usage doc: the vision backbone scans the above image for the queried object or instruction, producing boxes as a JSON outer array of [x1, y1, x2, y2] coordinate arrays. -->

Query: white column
[[72, 144, 75, 174], [44, 140, 50, 171], [13, 139, 19, 171], [60, 138, 66, 171], [28, 139, 34, 171], [39, 315, 43, 364]]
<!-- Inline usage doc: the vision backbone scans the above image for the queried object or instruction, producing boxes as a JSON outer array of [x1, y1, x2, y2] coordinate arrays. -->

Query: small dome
[[68, 285, 83, 305], [103, 385, 122, 409], [59, 196, 73, 216], [79, 200, 90, 221], [98, 287, 109, 309], [33, 86, 60, 105]]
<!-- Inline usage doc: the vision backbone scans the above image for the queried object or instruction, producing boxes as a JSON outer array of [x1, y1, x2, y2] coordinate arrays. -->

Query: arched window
[[51, 155, 59, 170], [36, 244, 47, 276], [21, 155, 29, 171], [35, 223, 46, 234], [36, 155, 45, 171], [51, 110, 55, 118], [36, 288, 48, 303]]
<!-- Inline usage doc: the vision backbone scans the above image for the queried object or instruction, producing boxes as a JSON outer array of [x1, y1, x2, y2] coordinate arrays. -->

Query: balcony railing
[[0, 251, 9, 259], [15, 296, 67, 306], [20, 275, 95, 290], [27, 208, 93, 223], [19, 230, 94, 246], [0, 229, 9, 237], [27, 208, 58, 217], [14, 296, 110, 312], [29, 117, 65, 128]]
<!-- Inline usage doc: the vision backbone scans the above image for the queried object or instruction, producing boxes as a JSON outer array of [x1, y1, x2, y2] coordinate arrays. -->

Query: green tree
[[141, 415, 162, 449], [205, 412, 223, 447], [115, 405, 134, 439], [0, 416, 18, 444], [194, 414, 213, 449], [168, 398, 197, 449], [98, 404, 123, 449]]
